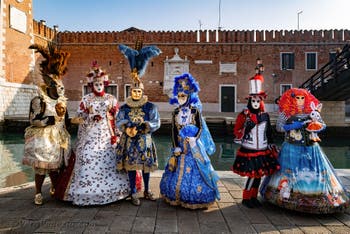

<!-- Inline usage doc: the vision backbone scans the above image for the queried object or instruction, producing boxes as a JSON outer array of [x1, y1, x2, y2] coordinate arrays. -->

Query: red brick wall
[[4, 0, 33, 84], [33, 27, 350, 105]]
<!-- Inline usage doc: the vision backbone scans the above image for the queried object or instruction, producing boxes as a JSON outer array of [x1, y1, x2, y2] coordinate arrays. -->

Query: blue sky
[[33, 0, 350, 32]]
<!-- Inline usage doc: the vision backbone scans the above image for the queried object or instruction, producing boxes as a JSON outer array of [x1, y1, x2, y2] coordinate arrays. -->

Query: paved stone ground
[[1, 170, 350, 234]]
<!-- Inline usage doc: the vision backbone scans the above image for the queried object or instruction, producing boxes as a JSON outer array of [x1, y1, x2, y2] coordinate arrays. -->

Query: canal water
[[0, 132, 349, 189]]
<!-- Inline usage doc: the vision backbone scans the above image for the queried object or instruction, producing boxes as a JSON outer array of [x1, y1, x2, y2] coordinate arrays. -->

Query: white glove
[[187, 137, 197, 148]]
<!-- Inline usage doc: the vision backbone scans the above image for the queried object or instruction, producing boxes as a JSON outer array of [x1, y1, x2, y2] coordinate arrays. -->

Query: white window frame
[[280, 84, 292, 96], [124, 84, 131, 100], [305, 52, 318, 70]]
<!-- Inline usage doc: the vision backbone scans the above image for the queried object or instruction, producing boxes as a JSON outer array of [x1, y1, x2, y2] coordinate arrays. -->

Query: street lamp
[[272, 73, 278, 111], [297, 10, 303, 30], [255, 57, 264, 74]]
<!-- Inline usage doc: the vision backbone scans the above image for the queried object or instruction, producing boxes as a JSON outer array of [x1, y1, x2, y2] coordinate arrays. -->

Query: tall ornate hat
[[118, 37, 161, 89], [247, 58, 266, 98], [85, 61, 109, 87]]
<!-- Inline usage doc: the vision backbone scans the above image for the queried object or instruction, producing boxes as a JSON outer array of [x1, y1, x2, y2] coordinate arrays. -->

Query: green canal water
[[0, 132, 349, 189]]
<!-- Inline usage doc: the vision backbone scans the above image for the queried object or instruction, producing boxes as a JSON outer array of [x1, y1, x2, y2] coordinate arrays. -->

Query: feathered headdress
[[29, 42, 70, 88], [118, 37, 161, 89], [169, 73, 200, 106], [85, 61, 109, 87]]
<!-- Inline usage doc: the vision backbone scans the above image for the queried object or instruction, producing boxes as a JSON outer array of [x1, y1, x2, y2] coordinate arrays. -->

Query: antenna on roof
[[218, 0, 222, 30], [199, 20, 203, 30]]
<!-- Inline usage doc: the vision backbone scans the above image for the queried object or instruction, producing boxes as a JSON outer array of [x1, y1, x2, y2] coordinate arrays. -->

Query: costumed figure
[[260, 88, 350, 213], [55, 62, 130, 206], [116, 39, 161, 206], [22, 43, 76, 205], [159, 73, 220, 209], [232, 60, 280, 208]]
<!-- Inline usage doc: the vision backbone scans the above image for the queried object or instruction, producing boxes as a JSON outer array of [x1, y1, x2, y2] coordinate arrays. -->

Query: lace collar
[[126, 95, 148, 108]]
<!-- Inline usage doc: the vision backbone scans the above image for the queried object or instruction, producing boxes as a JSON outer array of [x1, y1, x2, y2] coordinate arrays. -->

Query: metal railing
[[300, 43, 350, 93]]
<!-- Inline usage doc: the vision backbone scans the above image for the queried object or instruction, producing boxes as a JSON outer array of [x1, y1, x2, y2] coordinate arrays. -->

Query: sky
[[32, 0, 350, 32]]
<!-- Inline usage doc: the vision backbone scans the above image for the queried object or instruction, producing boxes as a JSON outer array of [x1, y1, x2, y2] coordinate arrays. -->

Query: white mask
[[93, 81, 104, 93], [251, 96, 261, 110], [56, 80, 65, 97]]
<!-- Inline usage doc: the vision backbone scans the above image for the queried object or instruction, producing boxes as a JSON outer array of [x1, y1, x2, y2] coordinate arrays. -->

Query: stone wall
[[321, 101, 347, 126], [0, 79, 37, 121]]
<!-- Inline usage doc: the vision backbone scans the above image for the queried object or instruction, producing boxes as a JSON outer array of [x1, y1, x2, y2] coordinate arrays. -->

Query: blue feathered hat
[[169, 73, 200, 105], [118, 38, 161, 89]]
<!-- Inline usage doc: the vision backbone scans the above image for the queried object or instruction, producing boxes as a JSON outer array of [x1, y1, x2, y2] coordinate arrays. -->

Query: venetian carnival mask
[[47, 79, 65, 100], [93, 80, 104, 93], [295, 95, 305, 107], [178, 92, 188, 106], [251, 96, 261, 110], [131, 88, 143, 101], [56, 80, 65, 97]]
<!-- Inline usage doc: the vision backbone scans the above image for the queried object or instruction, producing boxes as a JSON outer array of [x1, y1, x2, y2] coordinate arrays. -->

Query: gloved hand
[[245, 119, 256, 132], [186, 137, 197, 148], [268, 144, 280, 158], [283, 121, 304, 131], [137, 122, 150, 133], [93, 115, 102, 122], [172, 147, 182, 156], [243, 120, 255, 140], [111, 136, 117, 146]]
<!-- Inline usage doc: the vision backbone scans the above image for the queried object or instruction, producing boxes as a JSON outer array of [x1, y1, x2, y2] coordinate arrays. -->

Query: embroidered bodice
[[175, 106, 194, 128]]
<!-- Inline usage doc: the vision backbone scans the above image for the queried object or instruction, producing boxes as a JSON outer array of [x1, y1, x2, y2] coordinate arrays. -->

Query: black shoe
[[251, 198, 262, 207], [242, 199, 254, 208]]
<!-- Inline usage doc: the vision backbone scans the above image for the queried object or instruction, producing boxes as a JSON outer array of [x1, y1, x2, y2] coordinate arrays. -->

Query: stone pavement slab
[[0, 170, 350, 234]]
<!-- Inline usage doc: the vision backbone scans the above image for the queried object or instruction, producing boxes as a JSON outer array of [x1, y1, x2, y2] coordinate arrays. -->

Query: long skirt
[[260, 142, 350, 214]]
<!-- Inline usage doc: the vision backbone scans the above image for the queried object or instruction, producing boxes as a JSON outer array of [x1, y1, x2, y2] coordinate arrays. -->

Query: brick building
[[56, 29, 349, 114], [0, 0, 349, 126]]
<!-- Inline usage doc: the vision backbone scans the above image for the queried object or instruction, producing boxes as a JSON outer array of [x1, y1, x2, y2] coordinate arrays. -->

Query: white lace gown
[[66, 93, 130, 205]]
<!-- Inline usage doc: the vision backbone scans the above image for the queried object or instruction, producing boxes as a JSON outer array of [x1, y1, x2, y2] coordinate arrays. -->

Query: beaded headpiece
[[86, 61, 109, 87]]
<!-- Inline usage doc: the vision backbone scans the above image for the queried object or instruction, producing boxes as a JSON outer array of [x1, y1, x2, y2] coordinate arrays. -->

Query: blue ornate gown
[[116, 96, 160, 172], [160, 106, 220, 209], [260, 113, 350, 213]]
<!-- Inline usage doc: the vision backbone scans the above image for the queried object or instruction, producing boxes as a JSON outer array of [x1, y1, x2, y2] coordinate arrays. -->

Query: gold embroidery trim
[[175, 153, 186, 202]]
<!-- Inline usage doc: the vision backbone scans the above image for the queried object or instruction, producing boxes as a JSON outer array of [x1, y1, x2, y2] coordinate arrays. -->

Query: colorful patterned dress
[[160, 106, 220, 209], [260, 113, 350, 213], [61, 93, 130, 205]]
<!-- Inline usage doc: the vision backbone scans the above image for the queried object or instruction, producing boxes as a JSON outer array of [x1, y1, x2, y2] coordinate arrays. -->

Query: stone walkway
[[1, 170, 350, 234]]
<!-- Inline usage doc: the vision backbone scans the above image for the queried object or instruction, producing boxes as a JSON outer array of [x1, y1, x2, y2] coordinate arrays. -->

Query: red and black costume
[[232, 60, 280, 208]]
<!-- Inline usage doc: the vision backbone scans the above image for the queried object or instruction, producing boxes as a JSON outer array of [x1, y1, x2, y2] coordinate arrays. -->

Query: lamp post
[[272, 73, 278, 111], [53, 25, 59, 44], [297, 11, 303, 30], [255, 57, 264, 74]]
